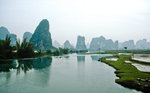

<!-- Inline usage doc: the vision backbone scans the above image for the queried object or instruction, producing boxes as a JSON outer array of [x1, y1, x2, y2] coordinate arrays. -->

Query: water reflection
[[54, 56, 70, 59], [77, 56, 85, 62], [31, 57, 52, 86], [0, 60, 16, 72], [91, 55, 100, 61], [0, 54, 141, 93], [64, 56, 70, 59], [17, 60, 33, 74], [91, 54, 113, 61], [77, 55, 85, 80], [33, 57, 52, 70], [0, 57, 52, 74]]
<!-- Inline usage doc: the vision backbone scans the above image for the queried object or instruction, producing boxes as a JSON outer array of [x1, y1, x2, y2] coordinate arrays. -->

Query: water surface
[[0, 54, 141, 93]]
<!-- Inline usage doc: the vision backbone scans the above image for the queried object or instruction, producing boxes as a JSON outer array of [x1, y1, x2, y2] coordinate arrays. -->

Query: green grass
[[105, 50, 150, 54], [100, 55, 150, 93], [86, 50, 150, 55]]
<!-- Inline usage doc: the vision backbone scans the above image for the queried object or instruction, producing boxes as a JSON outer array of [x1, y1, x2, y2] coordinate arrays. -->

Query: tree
[[16, 38, 35, 58], [0, 35, 15, 59], [124, 47, 127, 50], [59, 48, 69, 54]]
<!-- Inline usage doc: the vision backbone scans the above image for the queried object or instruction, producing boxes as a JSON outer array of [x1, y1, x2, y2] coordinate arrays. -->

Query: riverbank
[[0, 48, 73, 61], [86, 50, 150, 55], [100, 55, 150, 93]]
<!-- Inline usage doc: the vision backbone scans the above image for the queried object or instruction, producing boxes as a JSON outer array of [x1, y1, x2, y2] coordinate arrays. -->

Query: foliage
[[0, 36, 73, 58], [46, 49, 52, 54], [124, 47, 127, 50], [76, 50, 88, 53], [0, 35, 15, 59], [52, 48, 69, 56], [70, 50, 76, 53], [16, 38, 34, 58], [59, 48, 69, 54], [53, 49, 60, 56]]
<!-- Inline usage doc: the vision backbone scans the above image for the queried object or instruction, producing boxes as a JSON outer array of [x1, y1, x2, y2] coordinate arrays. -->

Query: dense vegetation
[[0, 36, 35, 59], [0, 35, 80, 59], [16, 38, 35, 58], [100, 55, 150, 93], [47, 48, 70, 56], [0, 35, 15, 59]]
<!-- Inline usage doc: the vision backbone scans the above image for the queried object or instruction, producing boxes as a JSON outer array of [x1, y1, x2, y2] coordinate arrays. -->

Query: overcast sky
[[0, 0, 150, 45]]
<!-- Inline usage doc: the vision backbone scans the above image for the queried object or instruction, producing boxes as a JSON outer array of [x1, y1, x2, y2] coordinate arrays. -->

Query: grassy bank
[[100, 55, 150, 93], [86, 50, 150, 55], [105, 50, 150, 54]]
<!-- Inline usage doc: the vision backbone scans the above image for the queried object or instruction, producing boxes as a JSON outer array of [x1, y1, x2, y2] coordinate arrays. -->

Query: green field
[[100, 55, 150, 93]]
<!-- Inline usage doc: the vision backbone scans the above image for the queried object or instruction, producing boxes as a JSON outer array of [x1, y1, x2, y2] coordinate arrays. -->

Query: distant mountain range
[[53, 40, 61, 48], [119, 39, 150, 50], [53, 35, 150, 50], [1, 19, 150, 50], [23, 32, 32, 42], [89, 36, 118, 50], [89, 36, 150, 50]]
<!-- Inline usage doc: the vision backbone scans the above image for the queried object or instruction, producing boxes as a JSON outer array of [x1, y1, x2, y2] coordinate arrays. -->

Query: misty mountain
[[8, 34, 17, 46], [0, 26, 10, 40], [118, 39, 150, 49], [53, 40, 61, 48], [0, 26, 17, 46], [23, 32, 32, 42], [89, 36, 118, 50], [76, 36, 87, 50], [136, 39, 150, 49], [63, 40, 74, 49], [86, 42, 90, 49], [30, 19, 54, 50], [119, 40, 135, 49]]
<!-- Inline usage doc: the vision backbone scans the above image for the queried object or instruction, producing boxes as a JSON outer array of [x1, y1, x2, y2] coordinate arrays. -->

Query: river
[[0, 54, 141, 93]]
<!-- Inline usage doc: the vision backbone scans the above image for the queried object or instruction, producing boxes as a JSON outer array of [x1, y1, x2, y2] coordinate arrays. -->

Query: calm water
[[0, 54, 141, 93], [133, 54, 150, 63]]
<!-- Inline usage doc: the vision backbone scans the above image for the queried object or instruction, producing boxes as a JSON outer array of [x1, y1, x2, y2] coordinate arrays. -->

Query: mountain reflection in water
[[0, 57, 52, 74], [91, 54, 113, 61], [77, 56, 85, 62], [0, 54, 141, 93]]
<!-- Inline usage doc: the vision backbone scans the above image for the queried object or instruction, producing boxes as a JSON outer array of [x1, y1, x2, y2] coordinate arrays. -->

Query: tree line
[[0, 35, 76, 59]]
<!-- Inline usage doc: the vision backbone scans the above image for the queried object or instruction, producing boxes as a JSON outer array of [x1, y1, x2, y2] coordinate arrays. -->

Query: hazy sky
[[0, 0, 150, 45]]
